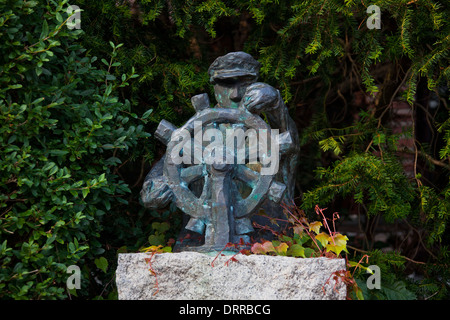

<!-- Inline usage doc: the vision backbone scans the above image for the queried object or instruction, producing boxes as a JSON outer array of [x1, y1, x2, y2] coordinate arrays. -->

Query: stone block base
[[116, 252, 346, 300]]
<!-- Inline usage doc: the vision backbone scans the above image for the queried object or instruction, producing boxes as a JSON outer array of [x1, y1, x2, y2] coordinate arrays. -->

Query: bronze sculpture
[[141, 52, 299, 252]]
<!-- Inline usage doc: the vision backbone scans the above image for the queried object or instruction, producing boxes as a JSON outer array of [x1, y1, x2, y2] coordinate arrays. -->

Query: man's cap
[[208, 51, 261, 83]]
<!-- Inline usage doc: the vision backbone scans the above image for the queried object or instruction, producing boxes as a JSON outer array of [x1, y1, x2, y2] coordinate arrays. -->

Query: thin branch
[[376, 66, 412, 130]]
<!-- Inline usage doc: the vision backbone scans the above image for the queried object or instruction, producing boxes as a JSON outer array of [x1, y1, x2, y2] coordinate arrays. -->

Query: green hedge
[[0, 0, 150, 299]]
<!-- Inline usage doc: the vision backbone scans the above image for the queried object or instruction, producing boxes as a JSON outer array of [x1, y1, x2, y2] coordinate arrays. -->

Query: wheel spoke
[[180, 164, 205, 183], [199, 174, 211, 202], [235, 165, 259, 187]]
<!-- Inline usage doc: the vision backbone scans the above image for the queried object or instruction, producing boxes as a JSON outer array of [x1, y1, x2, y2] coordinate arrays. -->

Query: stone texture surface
[[116, 252, 347, 300]]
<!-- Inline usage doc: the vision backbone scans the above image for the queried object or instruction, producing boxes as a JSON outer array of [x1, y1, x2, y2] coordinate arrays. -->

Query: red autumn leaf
[[251, 241, 275, 255]]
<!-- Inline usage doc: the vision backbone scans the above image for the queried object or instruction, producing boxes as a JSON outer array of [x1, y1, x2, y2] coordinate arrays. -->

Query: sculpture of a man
[[141, 52, 299, 248]]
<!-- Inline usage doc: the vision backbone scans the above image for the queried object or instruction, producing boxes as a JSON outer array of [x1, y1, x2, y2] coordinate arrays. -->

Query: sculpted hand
[[141, 177, 173, 208], [241, 82, 279, 114]]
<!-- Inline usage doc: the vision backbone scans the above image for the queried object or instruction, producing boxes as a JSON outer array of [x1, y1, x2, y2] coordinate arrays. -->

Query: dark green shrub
[[0, 0, 149, 299]]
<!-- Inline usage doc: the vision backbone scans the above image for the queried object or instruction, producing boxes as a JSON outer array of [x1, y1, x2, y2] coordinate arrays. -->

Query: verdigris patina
[[141, 52, 299, 252]]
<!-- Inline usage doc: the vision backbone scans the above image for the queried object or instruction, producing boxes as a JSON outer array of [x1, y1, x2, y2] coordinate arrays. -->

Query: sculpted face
[[213, 76, 256, 109]]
